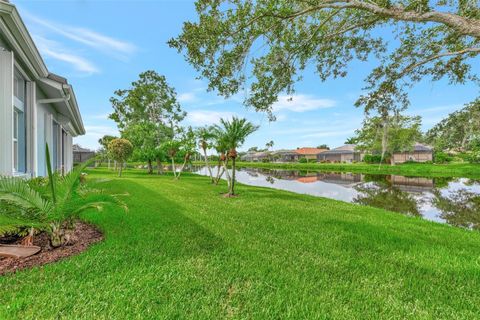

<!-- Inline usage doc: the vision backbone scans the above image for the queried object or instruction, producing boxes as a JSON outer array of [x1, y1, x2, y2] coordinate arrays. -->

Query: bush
[[468, 150, 480, 163], [363, 154, 384, 164], [434, 151, 453, 164], [298, 157, 308, 163]]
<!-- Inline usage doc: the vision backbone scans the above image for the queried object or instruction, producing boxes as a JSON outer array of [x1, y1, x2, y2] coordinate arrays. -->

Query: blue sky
[[15, 0, 480, 151]]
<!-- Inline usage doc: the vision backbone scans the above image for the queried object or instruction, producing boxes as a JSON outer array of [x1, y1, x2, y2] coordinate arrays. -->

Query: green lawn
[[1, 168, 480, 319], [233, 161, 480, 178]]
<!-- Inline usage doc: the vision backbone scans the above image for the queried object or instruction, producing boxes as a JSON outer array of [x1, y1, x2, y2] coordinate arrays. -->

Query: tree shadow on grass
[[83, 178, 226, 263]]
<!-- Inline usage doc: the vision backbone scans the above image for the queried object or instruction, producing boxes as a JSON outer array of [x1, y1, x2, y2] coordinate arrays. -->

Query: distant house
[[295, 147, 328, 161], [240, 151, 270, 162], [392, 143, 433, 164], [73, 144, 95, 163], [317, 144, 363, 163], [271, 149, 298, 162]]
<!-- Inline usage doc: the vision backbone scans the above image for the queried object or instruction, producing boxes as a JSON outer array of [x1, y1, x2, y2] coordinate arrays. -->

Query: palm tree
[[212, 129, 231, 186], [214, 117, 259, 196], [176, 128, 196, 179], [0, 144, 127, 247], [164, 139, 181, 179], [195, 126, 215, 183]]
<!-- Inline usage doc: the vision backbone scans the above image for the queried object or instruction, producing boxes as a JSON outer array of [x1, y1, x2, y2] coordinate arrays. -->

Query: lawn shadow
[[84, 177, 226, 262]]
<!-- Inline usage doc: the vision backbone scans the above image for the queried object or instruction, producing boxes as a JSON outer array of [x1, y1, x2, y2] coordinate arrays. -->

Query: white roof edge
[[0, 1, 48, 77], [0, 1, 85, 137]]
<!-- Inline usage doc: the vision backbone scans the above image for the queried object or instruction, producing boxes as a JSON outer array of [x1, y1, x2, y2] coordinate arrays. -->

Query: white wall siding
[[65, 133, 73, 172], [0, 49, 14, 175]]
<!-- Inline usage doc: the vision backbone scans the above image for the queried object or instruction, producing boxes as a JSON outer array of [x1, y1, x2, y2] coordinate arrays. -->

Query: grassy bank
[[232, 161, 480, 178], [1, 169, 480, 318]]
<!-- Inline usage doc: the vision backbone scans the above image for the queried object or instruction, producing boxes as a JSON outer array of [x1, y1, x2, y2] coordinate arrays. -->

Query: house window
[[13, 70, 26, 173]]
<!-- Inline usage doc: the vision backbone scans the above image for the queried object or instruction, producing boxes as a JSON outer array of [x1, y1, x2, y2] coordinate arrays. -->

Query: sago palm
[[214, 117, 258, 196], [0, 144, 127, 247]]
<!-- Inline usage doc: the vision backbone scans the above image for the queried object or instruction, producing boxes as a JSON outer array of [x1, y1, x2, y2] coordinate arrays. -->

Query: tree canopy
[[425, 98, 480, 151], [354, 114, 422, 163], [109, 71, 186, 172], [170, 0, 480, 118]]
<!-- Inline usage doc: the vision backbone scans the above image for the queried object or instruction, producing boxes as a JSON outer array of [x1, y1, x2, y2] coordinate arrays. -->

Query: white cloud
[[178, 92, 197, 103], [23, 10, 136, 60], [302, 129, 355, 138], [272, 94, 336, 112], [33, 35, 99, 74], [185, 110, 238, 126], [73, 125, 119, 150], [88, 113, 111, 120]]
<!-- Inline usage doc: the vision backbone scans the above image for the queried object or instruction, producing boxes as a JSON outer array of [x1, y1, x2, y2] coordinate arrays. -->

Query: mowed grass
[[1, 168, 480, 319], [233, 161, 480, 179]]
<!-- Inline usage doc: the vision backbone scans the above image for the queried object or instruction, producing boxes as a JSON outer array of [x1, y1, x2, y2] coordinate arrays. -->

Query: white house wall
[[0, 48, 14, 175]]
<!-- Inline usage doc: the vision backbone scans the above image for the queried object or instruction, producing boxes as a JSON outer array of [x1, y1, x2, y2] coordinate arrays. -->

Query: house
[[317, 144, 363, 163], [0, 0, 85, 177], [73, 144, 95, 163], [240, 151, 270, 162], [295, 147, 328, 161], [392, 143, 433, 164], [271, 149, 298, 162]]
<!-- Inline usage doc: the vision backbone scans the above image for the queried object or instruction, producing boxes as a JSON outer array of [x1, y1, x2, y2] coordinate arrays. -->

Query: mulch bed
[[0, 222, 103, 276]]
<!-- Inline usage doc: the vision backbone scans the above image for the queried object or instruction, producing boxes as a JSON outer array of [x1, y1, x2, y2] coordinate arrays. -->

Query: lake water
[[190, 165, 480, 230]]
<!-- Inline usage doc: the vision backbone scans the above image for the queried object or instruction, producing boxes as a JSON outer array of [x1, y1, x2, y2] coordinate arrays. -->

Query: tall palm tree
[[212, 128, 231, 186], [214, 117, 259, 196], [195, 126, 215, 183]]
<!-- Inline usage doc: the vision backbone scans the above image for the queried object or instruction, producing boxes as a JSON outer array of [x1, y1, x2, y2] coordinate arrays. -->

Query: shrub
[[468, 150, 480, 163], [434, 151, 453, 164], [298, 157, 308, 163], [363, 154, 384, 164], [108, 138, 134, 177]]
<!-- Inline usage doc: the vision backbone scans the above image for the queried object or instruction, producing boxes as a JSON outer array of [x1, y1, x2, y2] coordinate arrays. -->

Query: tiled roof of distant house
[[73, 144, 93, 153], [272, 149, 297, 155], [320, 144, 358, 155], [295, 147, 328, 155], [412, 143, 433, 152]]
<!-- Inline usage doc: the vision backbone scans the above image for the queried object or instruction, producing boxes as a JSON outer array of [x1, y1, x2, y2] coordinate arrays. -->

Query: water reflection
[[433, 189, 480, 229], [353, 183, 421, 217], [189, 166, 480, 229]]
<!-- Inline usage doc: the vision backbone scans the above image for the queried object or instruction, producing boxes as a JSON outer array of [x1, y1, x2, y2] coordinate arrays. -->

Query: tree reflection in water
[[265, 176, 275, 184], [433, 188, 480, 230], [353, 182, 421, 217]]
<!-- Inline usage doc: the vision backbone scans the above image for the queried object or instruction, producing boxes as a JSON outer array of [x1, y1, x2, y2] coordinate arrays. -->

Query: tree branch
[[400, 47, 480, 76], [258, 1, 480, 39]]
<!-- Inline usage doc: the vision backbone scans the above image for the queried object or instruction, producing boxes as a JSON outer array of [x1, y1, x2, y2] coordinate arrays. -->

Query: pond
[[190, 165, 480, 230]]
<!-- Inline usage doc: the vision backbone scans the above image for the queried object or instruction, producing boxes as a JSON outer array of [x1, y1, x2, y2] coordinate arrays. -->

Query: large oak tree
[[109, 71, 186, 173], [170, 0, 480, 117]]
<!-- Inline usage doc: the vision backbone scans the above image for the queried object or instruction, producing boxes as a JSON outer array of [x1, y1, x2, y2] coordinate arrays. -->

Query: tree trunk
[[171, 158, 177, 178], [203, 147, 214, 183], [215, 167, 224, 185], [147, 159, 153, 174], [118, 162, 123, 177], [229, 158, 236, 195], [390, 157, 396, 166], [379, 117, 389, 167], [223, 159, 231, 188], [176, 157, 188, 179], [156, 158, 163, 175]]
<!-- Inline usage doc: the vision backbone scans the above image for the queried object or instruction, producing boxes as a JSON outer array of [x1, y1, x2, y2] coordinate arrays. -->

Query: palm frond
[[0, 176, 51, 214]]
